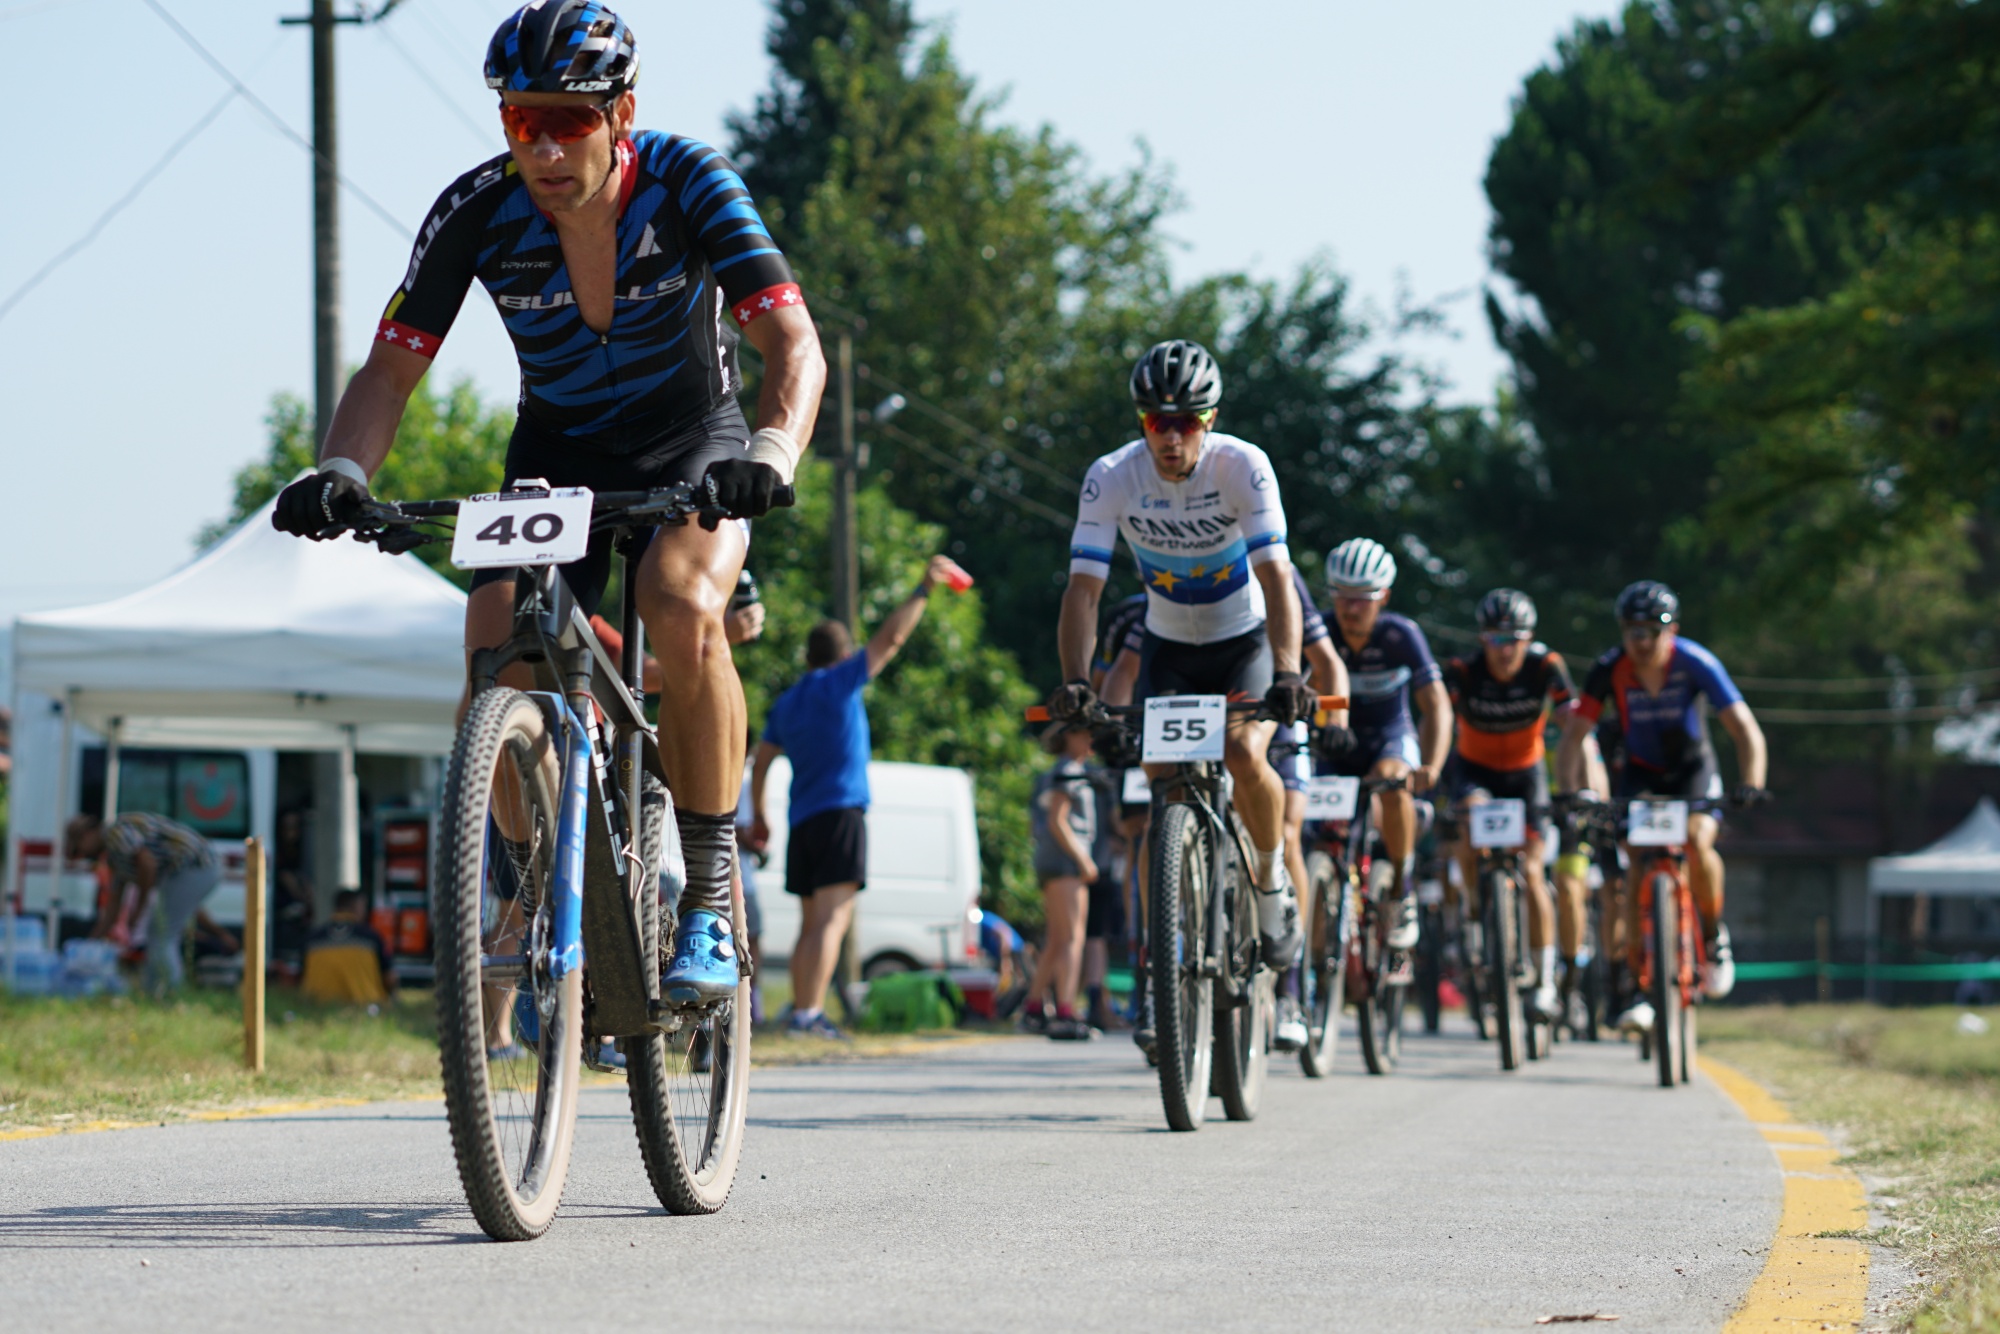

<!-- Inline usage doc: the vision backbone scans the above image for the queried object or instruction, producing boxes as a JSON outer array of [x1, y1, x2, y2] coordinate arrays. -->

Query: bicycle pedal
[[1385, 959, 1415, 986]]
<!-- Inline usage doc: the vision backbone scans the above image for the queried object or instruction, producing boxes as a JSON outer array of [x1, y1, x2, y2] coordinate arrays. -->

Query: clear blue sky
[[0, 0, 1616, 625]]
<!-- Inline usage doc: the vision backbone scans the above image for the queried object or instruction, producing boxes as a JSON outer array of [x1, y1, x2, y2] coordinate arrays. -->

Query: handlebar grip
[[773, 484, 797, 508], [1316, 695, 1348, 710], [1024, 706, 1051, 723]]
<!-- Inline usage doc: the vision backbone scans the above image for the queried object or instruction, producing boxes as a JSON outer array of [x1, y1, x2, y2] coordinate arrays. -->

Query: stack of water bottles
[[0, 919, 125, 996]]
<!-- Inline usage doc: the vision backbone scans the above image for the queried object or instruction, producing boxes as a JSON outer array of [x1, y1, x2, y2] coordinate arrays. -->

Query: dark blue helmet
[[485, 1, 639, 96], [1616, 580, 1679, 625]]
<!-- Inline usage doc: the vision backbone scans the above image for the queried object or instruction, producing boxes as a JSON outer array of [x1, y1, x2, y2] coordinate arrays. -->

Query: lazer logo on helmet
[[565, 79, 614, 91]]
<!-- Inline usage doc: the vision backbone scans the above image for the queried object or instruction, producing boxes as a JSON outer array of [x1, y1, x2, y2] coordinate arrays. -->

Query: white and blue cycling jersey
[[1068, 434, 1290, 645]]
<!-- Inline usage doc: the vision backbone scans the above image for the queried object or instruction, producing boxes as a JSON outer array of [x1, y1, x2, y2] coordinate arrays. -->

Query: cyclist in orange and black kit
[[1441, 589, 1574, 1020]]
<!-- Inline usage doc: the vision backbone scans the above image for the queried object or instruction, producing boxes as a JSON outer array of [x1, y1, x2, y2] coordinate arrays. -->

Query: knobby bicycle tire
[[1651, 871, 1682, 1090], [627, 775, 752, 1214], [1486, 867, 1525, 1072], [1211, 838, 1269, 1121], [435, 688, 582, 1241], [1355, 867, 1403, 1075], [1298, 850, 1344, 1079], [1149, 803, 1214, 1131]]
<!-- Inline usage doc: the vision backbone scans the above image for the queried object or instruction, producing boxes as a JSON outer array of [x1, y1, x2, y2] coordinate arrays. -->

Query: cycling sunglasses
[[1139, 409, 1216, 435], [499, 99, 617, 145], [1481, 630, 1533, 646], [1621, 621, 1670, 643]]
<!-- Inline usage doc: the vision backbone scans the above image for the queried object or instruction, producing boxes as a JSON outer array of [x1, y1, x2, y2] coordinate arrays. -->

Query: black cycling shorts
[[785, 807, 868, 898], [1445, 754, 1551, 821], [1615, 746, 1722, 804], [468, 399, 749, 616], [1135, 627, 1274, 703], [1086, 872, 1127, 941]]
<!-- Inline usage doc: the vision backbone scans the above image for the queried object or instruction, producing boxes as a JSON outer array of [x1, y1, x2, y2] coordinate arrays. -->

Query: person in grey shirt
[[68, 811, 218, 993], [1023, 723, 1102, 1040]]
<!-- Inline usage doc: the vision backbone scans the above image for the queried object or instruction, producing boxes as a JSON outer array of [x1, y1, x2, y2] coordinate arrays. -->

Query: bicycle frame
[[1147, 760, 1257, 998], [1634, 849, 1703, 1006]]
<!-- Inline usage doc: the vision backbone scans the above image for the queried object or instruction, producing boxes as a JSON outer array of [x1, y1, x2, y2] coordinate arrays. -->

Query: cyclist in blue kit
[[1315, 538, 1453, 950]]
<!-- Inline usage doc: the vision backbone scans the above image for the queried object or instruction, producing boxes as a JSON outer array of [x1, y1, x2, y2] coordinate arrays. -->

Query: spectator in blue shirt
[[750, 554, 968, 1038]]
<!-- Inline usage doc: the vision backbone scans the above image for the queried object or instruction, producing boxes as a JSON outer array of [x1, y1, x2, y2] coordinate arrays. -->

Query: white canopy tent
[[6, 496, 466, 961], [1867, 796, 2000, 897]]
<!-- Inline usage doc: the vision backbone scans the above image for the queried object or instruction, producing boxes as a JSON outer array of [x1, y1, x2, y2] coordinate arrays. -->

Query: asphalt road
[[0, 1015, 1780, 1333]]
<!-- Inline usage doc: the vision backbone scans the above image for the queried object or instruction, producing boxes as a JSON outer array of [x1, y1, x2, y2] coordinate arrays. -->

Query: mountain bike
[[1460, 796, 1548, 1071], [1553, 794, 1622, 1043], [1622, 795, 1727, 1090], [1028, 692, 1341, 1130], [335, 480, 773, 1237], [1301, 775, 1415, 1076]]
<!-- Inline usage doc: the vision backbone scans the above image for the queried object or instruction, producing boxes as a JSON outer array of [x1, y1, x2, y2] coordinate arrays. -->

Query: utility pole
[[281, 0, 361, 446], [830, 330, 860, 631]]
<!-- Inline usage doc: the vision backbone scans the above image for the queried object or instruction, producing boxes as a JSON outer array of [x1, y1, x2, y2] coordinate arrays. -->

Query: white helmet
[[1325, 538, 1397, 594]]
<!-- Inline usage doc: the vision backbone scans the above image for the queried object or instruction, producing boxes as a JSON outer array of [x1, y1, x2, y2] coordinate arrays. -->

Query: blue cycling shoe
[[662, 910, 740, 1004]]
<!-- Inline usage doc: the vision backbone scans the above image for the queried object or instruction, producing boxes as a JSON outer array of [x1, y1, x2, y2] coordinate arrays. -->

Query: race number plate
[[1468, 798, 1529, 849], [1122, 768, 1152, 804], [1628, 799, 1689, 847], [1303, 775, 1360, 822], [1141, 695, 1227, 764], [450, 487, 594, 570]]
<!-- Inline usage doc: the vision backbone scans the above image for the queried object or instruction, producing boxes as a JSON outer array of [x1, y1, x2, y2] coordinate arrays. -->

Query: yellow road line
[[0, 1096, 378, 1144], [1704, 1055, 1869, 1332]]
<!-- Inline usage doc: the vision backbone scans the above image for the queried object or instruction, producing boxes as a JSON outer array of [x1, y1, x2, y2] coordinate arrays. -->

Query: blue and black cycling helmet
[[1130, 340, 1223, 413], [1616, 579, 1679, 625], [485, 1, 639, 96]]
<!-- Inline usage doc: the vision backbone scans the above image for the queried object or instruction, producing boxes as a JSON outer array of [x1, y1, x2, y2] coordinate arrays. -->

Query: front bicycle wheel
[[435, 688, 582, 1241], [1485, 868, 1525, 1072], [1212, 845, 1269, 1121], [1355, 918, 1403, 1074], [1149, 803, 1214, 1131], [628, 776, 752, 1213], [1651, 872, 1682, 1090], [1298, 850, 1344, 1078]]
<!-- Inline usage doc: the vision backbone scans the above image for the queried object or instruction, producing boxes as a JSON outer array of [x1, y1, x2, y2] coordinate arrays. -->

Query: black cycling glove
[[1731, 784, 1772, 809], [1047, 680, 1097, 724], [1264, 671, 1317, 726], [273, 471, 370, 539], [1313, 725, 1356, 765], [699, 459, 786, 529]]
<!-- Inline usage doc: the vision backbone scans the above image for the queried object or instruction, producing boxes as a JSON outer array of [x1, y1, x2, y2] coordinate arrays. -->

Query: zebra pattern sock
[[673, 809, 737, 920]]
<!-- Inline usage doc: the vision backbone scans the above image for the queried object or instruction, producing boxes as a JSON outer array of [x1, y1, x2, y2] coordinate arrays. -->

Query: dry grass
[[1702, 1004, 2000, 1332]]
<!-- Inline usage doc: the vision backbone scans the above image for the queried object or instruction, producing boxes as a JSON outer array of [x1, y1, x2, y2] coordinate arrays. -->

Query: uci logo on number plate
[[1141, 695, 1227, 764], [1469, 798, 1528, 849], [450, 487, 595, 570], [1627, 799, 1689, 847]]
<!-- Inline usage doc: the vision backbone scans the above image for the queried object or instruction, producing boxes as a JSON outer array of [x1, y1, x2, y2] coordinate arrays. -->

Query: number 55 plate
[[1141, 695, 1227, 763], [451, 487, 594, 570]]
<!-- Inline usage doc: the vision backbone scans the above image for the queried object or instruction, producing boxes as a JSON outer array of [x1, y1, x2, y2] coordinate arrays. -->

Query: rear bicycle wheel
[[435, 688, 582, 1241], [1355, 919, 1403, 1074], [1298, 850, 1345, 1078], [1486, 868, 1525, 1072], [1651, 872, 1681, 1090], [1212, 845, 1270, 1121], [1149, 803, 1214, 1131], [628, 777, 752, 1213]]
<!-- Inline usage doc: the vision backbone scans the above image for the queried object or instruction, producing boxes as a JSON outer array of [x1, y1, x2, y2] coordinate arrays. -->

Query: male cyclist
[[1050, 340, 1315, 970], [1318, 539, 1452, 951], [269, 1, 826, 1005], [1554, 580, 1768, 1032], [1441, 589, 1575, 1019]]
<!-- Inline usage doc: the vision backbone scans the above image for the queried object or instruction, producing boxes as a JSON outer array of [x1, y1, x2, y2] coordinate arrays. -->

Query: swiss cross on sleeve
[[731, 282, 805, 328], [376, 319, 440, 360]]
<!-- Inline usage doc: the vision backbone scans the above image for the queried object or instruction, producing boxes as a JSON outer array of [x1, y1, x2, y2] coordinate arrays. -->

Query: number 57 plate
[[451, 487, 594, 570], [1142, 695, 1227, 763]]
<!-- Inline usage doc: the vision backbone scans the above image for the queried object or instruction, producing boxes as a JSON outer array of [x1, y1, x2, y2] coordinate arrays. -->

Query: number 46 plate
[[1142, 695, 1227, 763], [450, 487, 594, 570]]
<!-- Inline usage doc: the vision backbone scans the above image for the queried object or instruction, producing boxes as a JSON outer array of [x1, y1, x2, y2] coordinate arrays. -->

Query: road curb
[[1703, 1055, 1868, 1332], [0, 1096, 374, 1144]]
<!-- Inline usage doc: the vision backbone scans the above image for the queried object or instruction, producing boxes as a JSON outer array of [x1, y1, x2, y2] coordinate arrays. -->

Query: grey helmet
[[1615, 579, 1679, 625], [1325, 538, 1397, 594], [1130, 340, 1223, 413], [1476, 588, 1537, 639]]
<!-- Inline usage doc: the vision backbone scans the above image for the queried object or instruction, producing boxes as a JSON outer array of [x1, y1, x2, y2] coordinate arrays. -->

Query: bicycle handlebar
[[1023, 695, 1347, 725], [338, 481, 799, 551]]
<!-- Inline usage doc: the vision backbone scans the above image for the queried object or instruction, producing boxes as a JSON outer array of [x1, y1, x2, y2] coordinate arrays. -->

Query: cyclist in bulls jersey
[[1554, 581, 1769, 1032], [1441, 589, 1575, 1019], [269, 1, 826, 1002], [1317, 538, 1453, 952]]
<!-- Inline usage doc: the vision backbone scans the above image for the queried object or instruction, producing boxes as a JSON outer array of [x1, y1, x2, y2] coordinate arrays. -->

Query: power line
[[0, 87, 238, 325], [139, 0, 414, 241], [0, 0, 85, 20], [876, 421, 1074, 529], [373, 17, 491, 148], [858, 364, 1080, 494], [1733, 666, 2000, 693]]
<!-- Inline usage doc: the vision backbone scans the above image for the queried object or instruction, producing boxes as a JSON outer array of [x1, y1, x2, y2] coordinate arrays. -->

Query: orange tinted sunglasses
[[500, 100, 615, 145]]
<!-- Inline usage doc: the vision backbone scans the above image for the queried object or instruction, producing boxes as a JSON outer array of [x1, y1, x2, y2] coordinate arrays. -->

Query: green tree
[[202, 376, 513, 586], [737, 457, 1044, 926]]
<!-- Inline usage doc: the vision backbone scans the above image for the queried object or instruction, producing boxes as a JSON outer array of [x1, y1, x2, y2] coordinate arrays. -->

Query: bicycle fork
[[545, 697, 593, 981]]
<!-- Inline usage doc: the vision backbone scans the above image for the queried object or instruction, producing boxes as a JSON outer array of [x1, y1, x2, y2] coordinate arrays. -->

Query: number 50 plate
[[1142, 695, 1227, 763], [451, 487, 594, 570]]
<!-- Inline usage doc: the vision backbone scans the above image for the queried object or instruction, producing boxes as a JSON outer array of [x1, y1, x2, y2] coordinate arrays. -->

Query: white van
[[749, 757, 981, 977]]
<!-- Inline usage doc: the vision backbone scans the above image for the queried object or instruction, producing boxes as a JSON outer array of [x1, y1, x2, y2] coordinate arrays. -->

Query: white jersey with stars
[[1068, 433, 1290, 646]]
